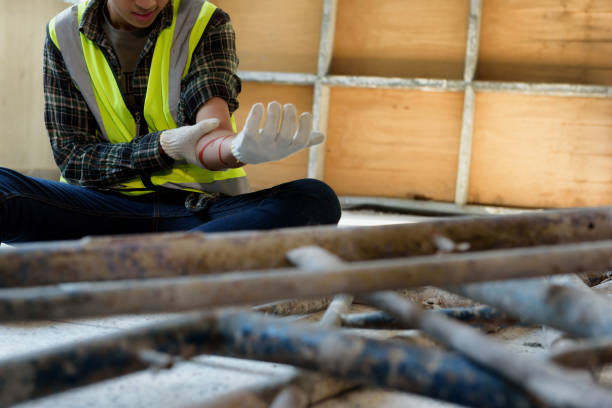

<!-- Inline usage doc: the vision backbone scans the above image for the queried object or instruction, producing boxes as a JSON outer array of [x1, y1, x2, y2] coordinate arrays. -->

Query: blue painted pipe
[[449, 276, 612, 338], [0, 311, 535, 407], [342, 305, 518, 329], [214, 312, 534, 408]]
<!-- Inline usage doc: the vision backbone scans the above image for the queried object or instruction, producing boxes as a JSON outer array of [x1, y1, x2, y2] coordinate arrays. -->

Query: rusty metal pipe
[[252, 297, 332, 316], [447, 276, 612, 338], [362, 291, 612, 408], [316, 294, 354, 328], [264, 249, 359, 408], [551, 338, 612, 370], [2, 206, 612, 287], [341, 306, 518, 330], [0, 311, 534, 408], [0, 312, 214, 407], [5, 240, 612, 320], [287, 246, 612, 408]]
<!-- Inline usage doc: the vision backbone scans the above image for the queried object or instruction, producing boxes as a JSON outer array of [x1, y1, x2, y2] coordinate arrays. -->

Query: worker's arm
[[161, 97, 325, 170], [159, 97, 240, 170], [158, 10, 242, 170], [160, 9, 323, 170], [194, 97, 242, 169]]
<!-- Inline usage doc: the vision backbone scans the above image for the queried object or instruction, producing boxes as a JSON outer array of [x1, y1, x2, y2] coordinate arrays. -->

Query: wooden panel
[[331, 0, 469, 79], [234, 83, 314, 192], [0, 0, 66, 175], [469, 92, 612, 208], [324, 88, 464, 201], [479, 0, 612, 85], [215, 0, 322, 73]]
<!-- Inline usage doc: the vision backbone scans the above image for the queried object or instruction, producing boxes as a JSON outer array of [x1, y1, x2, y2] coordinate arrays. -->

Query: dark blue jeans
[[0, 167, 341, 243]]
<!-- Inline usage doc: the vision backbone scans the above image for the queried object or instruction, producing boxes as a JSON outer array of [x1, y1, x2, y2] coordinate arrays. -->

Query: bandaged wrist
[[198, 133, 239, 170]]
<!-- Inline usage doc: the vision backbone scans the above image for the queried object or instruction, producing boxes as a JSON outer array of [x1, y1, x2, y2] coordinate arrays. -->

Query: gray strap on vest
[[54, 5, 110, 141], [167, 0, 250, 195], [168, 0, 206, 124]]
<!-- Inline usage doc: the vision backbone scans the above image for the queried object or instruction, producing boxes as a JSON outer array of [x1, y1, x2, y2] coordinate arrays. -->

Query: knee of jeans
[[0, 167, 29, 198], [0, 167, 16, 198], [0, 168, 16, 242], [285, 178, 341, 225]]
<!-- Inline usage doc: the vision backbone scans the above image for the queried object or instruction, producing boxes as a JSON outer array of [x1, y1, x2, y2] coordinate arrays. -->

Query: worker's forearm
[[194, 128, 242, 170], [191, 97, 243, 170]]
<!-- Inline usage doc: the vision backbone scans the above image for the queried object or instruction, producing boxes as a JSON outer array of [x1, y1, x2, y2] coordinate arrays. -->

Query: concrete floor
[[1, 211, 605, 407]]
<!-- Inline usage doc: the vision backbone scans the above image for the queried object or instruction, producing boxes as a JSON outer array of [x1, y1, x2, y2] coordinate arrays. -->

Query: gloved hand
[[159, 118, 220, 168], [231, 102, 325, 165]]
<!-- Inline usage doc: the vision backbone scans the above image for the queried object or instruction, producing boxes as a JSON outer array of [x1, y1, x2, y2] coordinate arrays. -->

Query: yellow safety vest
[[49, 0, 248, 196]]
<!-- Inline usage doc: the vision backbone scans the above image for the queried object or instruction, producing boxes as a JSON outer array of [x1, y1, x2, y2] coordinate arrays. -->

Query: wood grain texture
[[324, 88, 464, 201], [215, 0, 323, 73], [234, 82, 314, 192], [0, 0, 66, 175], [479, 0, 612, 85], [331, 0, 469, 79], [469, 92, 612, 208]]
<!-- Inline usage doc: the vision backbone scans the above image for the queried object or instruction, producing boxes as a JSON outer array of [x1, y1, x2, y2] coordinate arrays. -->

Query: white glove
[[231, 102, 325, 165], [159, 118, 220, 168]]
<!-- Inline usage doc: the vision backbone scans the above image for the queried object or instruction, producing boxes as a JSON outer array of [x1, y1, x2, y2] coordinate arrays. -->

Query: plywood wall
[[479, 0, 612, 85], [324, 88, 464, 201], [332, 0, 469, 79], [470, 93, 612, 208], [0, 0, 67, 179], [215, 0, 322, 73]]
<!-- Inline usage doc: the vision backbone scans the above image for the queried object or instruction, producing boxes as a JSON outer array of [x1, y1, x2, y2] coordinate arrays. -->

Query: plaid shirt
[[43, 0, 241, 189]]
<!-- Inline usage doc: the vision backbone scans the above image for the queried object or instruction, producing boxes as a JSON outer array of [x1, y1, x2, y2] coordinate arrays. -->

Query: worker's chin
[[128, 11, 158, 28], [126, 20, 154, 29]]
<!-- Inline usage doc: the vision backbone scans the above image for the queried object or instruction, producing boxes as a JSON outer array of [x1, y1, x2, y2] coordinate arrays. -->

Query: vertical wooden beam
[[309, 0, 338, 180], [455, 85, 476, 206], [317, 0, 338, 77], [464, 0, 482, 83], [309, 83, 330, 180], [455, 0, 482, 206]]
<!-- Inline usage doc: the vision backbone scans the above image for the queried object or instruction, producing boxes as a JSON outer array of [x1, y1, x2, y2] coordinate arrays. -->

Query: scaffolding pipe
[[0, 310, 534, 408], [287, 246, 612, 408], [341, 306, 518, 330], [339, 195, 527, 215], [5, 239, 612, 320], [264, 240, 357, 407], [253, 297, 332, 316], [447, 275, 612, 338], [361, 292, 612, 408], [2, 207, 612, 287], [551, 338, 612, 370]]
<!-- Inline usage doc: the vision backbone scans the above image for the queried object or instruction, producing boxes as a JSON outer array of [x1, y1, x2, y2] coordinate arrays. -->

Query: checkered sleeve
[[43, 27, 172, 189], [179, 9, 242, 125]]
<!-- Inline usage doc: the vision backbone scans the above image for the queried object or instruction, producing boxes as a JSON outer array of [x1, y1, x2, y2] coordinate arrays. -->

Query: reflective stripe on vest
[[50, 0, 248, 196]]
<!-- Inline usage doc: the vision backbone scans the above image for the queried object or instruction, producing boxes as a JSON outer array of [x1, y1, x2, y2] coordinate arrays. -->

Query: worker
[[0, 0, 341, 243]]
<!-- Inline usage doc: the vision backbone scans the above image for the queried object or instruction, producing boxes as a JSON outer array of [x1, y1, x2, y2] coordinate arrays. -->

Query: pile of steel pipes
[[1, 206, 612, 407]]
